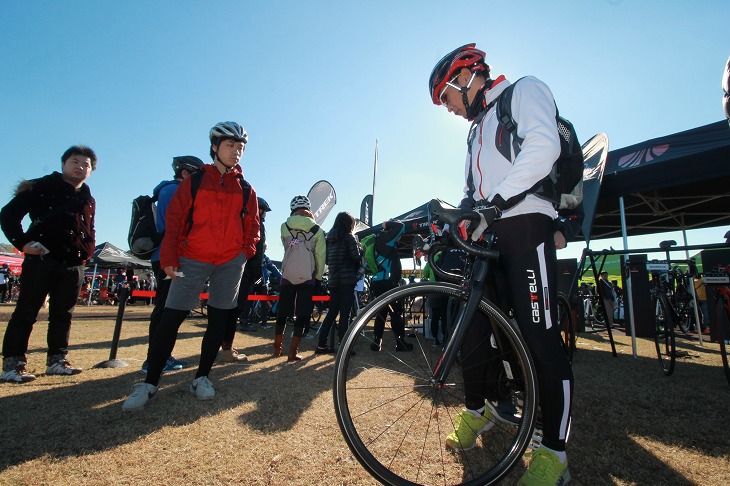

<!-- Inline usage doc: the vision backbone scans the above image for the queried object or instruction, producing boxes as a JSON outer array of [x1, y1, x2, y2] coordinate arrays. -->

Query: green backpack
[[359, 234, 380, 276]]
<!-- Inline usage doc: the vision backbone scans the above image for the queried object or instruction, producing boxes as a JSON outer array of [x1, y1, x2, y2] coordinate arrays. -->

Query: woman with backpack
[[315, 212, 362, 354], [274, 195, 326, 361]]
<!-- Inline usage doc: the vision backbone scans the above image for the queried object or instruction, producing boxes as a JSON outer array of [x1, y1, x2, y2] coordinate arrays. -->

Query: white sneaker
[[1, 360, 36, 383], [189, 376, 215, 400], [46, 359, 83, 376], [122, 383, 158, 411], [218, 347, 248, 363]]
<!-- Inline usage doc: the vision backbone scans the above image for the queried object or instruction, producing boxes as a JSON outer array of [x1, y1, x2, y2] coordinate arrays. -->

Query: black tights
[[459, 214, 573, 452], [145, 305, 234, 386]]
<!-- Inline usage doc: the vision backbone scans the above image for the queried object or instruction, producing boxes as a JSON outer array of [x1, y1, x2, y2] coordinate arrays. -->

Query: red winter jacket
[[160, 164, 259, 268]]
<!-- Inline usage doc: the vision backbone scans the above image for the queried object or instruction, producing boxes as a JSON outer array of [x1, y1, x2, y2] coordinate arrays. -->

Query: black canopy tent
[[87, 242, 152, 269], [589, 120, 730, 241]]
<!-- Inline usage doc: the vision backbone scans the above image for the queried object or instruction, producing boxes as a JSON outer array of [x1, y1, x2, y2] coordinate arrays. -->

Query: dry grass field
[[0, 302, 728, 485]]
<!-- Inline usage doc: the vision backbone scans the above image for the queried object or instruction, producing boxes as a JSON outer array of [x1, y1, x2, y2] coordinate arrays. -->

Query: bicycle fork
[[432, 257, 489, 387]]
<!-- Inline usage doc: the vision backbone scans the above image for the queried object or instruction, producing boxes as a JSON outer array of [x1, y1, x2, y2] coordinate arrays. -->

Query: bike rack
[[582, 242, 730, 359]]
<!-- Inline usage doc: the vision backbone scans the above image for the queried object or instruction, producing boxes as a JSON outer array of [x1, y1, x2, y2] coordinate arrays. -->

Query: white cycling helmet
[[290, 195, 311, 211], [209, 121, 248, 143]]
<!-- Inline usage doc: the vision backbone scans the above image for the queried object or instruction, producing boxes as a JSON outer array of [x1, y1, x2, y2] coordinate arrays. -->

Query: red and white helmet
[[429, 43, 487, 106]]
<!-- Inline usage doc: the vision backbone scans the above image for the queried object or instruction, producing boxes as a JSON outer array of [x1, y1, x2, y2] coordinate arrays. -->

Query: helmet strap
[[466, 78, 493, 121], [457, 72, 478, 112], [213, 140, 237, 172]]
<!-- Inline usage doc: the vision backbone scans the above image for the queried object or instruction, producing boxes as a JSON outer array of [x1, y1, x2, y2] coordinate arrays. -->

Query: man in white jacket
[[429, 43, 573, 486]]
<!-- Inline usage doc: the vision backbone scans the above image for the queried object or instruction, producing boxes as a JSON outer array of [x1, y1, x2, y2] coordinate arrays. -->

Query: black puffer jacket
[[0, 171, 95, 265], [325, 232, 361, 287]]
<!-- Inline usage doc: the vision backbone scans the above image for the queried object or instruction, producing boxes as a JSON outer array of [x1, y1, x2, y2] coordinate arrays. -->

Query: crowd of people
[[2, 49, 728, 486]]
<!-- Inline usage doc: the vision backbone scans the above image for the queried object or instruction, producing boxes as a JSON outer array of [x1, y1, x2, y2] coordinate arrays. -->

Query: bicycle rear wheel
[[557, 293, 575, 364], [333, 282, 538, 486], [653, 294, 675, 376]]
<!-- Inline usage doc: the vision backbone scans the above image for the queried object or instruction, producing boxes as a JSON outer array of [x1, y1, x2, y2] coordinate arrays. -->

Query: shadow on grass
[[0, 330, 341, 472], [0, 326, 727, 485], [568, 332, 729, 485]]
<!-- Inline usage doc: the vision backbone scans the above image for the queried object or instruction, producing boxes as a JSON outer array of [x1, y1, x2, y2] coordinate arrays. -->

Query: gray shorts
[[165, 254, 246, 310]]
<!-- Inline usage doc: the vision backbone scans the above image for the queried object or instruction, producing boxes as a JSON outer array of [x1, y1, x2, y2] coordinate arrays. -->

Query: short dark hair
[[61, 145, 97, 170]]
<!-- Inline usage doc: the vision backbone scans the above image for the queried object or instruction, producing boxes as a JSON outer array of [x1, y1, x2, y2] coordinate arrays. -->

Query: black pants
[[430, 296, 448, 343], [275, 281, 313, 338], [221, 272, 255, 346], [317, 283, 354, 348], [460, 214, 573, 452], [145, 306, 235, 386], [2, 255, 83, 359], [148, 260, 172, 340], [370, 279, 406, 341]]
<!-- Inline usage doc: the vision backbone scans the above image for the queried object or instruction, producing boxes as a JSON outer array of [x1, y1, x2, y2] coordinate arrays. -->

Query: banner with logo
[[307, 180, 337, 226], [359, 194, 373, 227]]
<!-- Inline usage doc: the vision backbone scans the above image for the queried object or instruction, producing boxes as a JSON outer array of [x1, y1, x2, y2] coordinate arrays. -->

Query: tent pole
[[620, 196, 638, 359], [681, 225, 704, 345]]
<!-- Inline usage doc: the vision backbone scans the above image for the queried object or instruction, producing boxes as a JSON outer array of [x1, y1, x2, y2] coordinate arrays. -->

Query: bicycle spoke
[[334, 283, 537, 485]]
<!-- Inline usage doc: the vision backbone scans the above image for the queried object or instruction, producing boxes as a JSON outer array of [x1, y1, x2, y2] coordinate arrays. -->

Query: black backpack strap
[[285, 222, 296, 239], [238, 175, 251, 217], [307, 224, 320, 240], [185, 171, 204, 236], [494, 79, 524, 158]]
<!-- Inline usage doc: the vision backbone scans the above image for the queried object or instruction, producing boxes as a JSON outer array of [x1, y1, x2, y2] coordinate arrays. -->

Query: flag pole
[[372, 139, 378, 222]]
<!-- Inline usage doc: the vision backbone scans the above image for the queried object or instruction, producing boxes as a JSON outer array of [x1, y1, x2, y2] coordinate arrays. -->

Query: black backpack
[[128, 181, 177, 259], [128, 172, 252, 259], [495, 77, 584, 210]]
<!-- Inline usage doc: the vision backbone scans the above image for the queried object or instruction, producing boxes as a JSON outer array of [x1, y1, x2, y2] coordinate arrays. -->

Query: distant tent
[[87, 242, 151, 269], [0, 253, 23, 274]]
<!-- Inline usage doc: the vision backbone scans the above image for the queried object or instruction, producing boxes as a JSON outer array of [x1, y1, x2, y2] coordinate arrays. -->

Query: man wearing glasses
[[429, 44, 573, 486]]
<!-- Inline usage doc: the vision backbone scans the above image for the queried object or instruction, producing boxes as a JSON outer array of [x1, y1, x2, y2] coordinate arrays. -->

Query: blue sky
[[1, 1, 727, 264]]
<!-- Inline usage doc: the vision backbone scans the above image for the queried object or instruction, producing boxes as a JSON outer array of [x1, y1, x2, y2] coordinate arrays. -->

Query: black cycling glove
[[471, 204, 502, 241]]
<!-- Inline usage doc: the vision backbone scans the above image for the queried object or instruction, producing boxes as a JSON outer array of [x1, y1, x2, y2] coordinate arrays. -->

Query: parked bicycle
[[703, 265, 730, 386], [333, 200, 539, 485], [650, 240, 703, 376]]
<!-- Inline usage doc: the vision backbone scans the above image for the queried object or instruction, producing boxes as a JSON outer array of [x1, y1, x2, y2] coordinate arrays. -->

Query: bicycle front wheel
[[333, 282, 538, 486], [653, 294, 675, 376]]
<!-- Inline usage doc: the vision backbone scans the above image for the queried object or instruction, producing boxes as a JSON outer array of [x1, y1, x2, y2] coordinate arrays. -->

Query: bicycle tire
[[557, 293, 575, 364], [333, 282, 538, 486], [593, 299, 606, 327], [717, 294, 730, 387], [653, 294, 675, 376]]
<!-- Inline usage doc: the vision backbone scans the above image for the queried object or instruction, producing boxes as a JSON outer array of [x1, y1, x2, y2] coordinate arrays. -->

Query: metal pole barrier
[[93, 286, 129, 368]]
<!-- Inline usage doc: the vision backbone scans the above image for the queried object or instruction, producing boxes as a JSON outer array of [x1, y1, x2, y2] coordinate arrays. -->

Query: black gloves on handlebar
[[471, 204, 502, 241]]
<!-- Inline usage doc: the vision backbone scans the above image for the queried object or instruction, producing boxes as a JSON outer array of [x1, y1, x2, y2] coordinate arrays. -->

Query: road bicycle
[[650, 240, 705, 376], [580, 292, 606, 331], [333, 200, 539, 485], [704, 266, 730, 386]]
